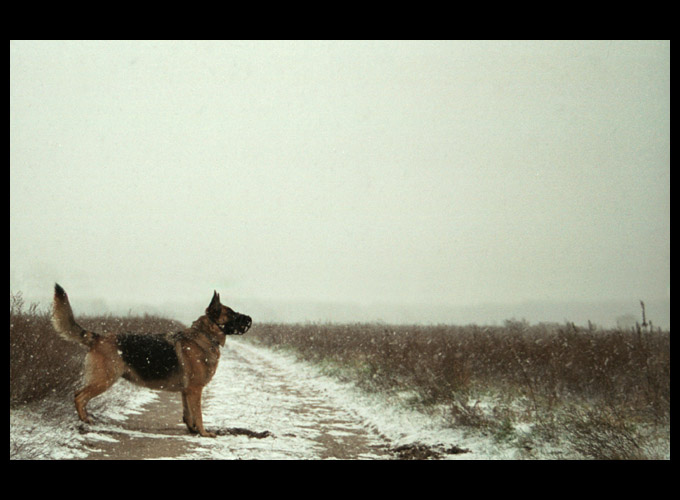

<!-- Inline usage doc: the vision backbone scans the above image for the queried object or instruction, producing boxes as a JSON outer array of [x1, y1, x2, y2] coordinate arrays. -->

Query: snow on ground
[[11, 340, 537, 459], [203, 340, 524, 460], [10, 382, 159, 459]]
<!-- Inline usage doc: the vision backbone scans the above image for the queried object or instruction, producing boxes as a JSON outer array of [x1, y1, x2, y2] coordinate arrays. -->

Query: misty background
[[10, 40, 670, 328]]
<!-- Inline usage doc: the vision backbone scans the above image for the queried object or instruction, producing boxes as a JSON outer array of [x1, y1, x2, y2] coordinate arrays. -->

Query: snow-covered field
[[9, 339, 637, 460]]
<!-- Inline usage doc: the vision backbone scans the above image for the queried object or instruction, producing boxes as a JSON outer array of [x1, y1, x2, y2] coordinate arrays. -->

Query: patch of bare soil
[[215, 428, 274, 439], [80, 391, 202, 460], [390, 443, 471, 460]]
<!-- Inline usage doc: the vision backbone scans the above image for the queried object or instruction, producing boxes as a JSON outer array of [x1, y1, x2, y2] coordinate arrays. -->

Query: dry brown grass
[[245, 320, 670, 458], [247, 321, 669, 415]]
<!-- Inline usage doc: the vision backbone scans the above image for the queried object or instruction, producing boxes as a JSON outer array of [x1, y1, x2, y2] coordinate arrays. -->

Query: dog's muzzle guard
[[221, 313, 252, 335]]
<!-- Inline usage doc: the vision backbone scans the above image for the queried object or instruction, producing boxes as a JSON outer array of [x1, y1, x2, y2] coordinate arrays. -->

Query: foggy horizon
[[10, 41, 670, 328]]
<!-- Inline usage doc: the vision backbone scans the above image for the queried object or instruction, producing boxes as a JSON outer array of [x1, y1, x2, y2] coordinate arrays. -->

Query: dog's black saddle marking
[[115, 333, 180, 381]]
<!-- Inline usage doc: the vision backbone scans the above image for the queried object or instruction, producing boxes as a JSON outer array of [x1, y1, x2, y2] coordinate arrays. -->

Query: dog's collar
[[210, 318, 229, 343], [189, 317, 226, 347]]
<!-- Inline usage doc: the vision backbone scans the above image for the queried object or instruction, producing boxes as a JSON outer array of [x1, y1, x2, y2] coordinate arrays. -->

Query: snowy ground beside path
[[11, 340, 525, 460], [10, 383, 159, 459]]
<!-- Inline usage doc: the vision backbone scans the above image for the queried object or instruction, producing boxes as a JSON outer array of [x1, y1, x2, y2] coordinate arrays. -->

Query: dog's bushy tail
[[52, 284, 98, 346]]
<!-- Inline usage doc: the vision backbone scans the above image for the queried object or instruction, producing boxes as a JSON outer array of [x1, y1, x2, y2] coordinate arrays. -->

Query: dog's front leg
[[182, 386, 216, 438]]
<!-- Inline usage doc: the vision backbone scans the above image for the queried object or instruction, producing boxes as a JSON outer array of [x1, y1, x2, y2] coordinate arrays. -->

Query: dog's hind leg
[[75, 382, 112, 424], [75, 350, 121, 424]]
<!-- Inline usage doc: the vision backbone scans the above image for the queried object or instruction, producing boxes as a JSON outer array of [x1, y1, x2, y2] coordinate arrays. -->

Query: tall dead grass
[[245, 320, 670, 458]]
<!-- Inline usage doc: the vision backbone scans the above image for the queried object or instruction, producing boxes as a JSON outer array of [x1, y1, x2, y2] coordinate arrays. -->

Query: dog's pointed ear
[[206, 291, 221, 320]]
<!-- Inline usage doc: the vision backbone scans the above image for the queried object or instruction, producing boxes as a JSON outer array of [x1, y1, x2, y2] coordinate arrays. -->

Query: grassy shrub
[[10, 292, 83, 406], [561, 406, 649, 460], [245, 320, 670, 457], [247, 322, 669, 417]]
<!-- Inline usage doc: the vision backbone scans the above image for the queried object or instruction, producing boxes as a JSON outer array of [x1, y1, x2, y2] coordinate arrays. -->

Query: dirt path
[[80, 391, 203, 459], [78, 341, 399, 459]]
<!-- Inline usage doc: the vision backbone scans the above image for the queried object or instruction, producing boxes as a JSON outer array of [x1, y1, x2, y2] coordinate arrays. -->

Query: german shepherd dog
[[51, 284, 252, 437]]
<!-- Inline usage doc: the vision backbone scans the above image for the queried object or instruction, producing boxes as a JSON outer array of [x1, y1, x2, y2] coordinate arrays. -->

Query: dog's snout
[[234, 313, 252, 334], [241, 314, 252, 331]]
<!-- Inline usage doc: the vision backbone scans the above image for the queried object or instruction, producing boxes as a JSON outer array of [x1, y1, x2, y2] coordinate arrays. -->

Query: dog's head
[[206, 291, 252, 335]]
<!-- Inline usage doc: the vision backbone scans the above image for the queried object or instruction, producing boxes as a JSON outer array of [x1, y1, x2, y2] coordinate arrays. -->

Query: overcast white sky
[[10, 40, 670, 321]]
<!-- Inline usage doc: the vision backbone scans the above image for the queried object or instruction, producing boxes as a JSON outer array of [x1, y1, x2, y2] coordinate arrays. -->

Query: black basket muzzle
[[220, 313, 252, 335]]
